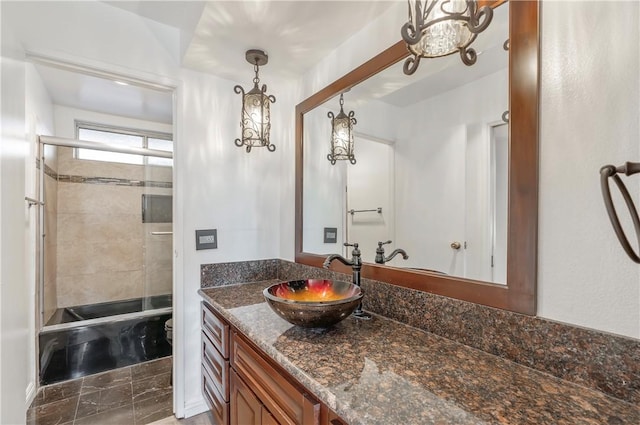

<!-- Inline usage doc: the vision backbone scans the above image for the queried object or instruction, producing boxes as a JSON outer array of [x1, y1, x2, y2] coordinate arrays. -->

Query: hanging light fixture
[[327, 93, 357, 165], [401, 0, 493, 75], [234, 49, 276, 152]]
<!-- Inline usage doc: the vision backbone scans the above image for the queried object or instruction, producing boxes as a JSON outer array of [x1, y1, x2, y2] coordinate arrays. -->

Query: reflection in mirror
[[303, 3, 508, 284]]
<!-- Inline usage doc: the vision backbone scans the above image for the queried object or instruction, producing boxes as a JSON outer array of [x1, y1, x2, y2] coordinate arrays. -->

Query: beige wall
[[55, 147, 172, 307]]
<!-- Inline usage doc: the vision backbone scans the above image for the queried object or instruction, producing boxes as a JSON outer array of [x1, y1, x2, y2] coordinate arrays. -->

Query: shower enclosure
[[37, 131, 174, 385]]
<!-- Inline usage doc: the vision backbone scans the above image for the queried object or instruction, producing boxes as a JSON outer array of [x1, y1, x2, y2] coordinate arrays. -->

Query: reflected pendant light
[[401, 0, 493, 75], [327, 94, 357, 165], [234, 49, 276, 152]]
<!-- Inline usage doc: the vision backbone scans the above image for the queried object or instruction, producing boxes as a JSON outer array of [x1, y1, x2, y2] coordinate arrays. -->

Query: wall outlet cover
[[324, 227, 338, 244], [196, 229, 217, 250]]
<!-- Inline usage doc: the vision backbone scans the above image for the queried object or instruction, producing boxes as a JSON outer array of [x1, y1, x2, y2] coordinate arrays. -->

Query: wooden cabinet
[[201, 301, 348, 425], [230, 369, 262, 425], [231, 332, 320, 425]]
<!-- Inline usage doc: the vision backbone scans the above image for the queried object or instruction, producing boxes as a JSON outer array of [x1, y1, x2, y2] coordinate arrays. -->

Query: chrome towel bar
[[25, 196, 44, 207]]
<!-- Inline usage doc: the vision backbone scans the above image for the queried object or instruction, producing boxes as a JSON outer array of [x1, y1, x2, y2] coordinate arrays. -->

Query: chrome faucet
[[323, 242, 370, 319], [374, 240, 409, 265]]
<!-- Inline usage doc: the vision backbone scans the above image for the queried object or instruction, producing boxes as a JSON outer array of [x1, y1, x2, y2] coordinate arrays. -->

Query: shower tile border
[[58, 174, 172, 188], [35, 158, 172, 188]]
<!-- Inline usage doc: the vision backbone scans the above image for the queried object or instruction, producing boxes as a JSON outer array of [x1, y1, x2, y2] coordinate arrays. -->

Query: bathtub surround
[[201, 259, 640, 405], [52, 145, 173, 308]]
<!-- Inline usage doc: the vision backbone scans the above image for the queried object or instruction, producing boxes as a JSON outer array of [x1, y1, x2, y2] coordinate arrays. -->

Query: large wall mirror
[[295, 0, 539, 314]]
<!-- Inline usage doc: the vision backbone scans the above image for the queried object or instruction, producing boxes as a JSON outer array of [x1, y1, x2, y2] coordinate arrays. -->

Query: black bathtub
[[39, 295, 172, 385], [46, 294, 172, 325]]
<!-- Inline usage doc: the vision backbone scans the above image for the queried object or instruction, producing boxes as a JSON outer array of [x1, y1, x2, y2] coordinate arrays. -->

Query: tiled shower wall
[[53, 147, 172, 308], [43, 145, 58, 323]]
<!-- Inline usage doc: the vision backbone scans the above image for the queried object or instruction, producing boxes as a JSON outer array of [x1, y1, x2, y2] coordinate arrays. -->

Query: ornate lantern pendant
[[234, 49, 276, 152], [401, 0, 493, 75], [327, 93, 357, 165]]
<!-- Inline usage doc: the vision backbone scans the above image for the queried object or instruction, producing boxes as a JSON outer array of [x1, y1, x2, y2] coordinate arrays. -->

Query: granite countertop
[[199, 281, 640, 425]]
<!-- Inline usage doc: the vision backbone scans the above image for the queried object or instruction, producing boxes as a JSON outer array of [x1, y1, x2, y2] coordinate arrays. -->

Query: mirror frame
[[295, 0, 539, 315]]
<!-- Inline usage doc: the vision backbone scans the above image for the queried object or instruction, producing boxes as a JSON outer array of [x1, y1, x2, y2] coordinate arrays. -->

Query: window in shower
[[75, 122, 173, 166]]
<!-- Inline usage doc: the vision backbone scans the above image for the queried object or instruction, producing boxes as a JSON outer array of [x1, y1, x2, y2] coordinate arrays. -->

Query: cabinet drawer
[[202, 331, 229, 402], [203, 365, 229, 425], [231, 333, 320, 425], [202, 302, 229, 359]]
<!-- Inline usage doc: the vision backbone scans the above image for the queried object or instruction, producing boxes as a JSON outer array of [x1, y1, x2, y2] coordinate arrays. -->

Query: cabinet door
[[231, 333, 320, 425], [230, 369, 262, 425], [262, 408, 280, 425]]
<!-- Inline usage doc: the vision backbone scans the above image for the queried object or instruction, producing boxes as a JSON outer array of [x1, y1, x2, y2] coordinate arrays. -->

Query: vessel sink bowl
[[263, 280, 363, 328]]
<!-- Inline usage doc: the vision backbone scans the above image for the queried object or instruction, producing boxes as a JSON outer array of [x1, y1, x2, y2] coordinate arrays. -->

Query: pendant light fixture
[[327, 93, 357, 165], [234, 49, 276, 152], [401, 0, 493, 75]]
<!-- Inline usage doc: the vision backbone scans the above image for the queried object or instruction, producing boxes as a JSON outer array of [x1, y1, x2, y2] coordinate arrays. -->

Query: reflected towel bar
[[347, 207, 382, 216], [150, 231, 173, 236]]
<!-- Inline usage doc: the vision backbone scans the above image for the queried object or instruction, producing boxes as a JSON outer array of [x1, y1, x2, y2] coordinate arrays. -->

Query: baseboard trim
[[183, 397, 208, 418]]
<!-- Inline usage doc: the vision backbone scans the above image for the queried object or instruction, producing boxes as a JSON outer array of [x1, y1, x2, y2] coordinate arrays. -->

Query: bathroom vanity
[[200, 282, 345, 425], [199, 277, 639, 425]]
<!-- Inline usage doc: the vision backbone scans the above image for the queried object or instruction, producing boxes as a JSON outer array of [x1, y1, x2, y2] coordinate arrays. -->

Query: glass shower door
[[141, 144, 173, 312]]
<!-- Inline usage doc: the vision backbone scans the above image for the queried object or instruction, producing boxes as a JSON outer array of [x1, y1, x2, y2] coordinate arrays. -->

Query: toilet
[[164, 318, 173, 345]]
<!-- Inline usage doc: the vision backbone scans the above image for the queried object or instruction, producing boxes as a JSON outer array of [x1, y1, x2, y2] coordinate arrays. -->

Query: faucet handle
[[343, 242, 361, 259], [377, 240, 392, 248]]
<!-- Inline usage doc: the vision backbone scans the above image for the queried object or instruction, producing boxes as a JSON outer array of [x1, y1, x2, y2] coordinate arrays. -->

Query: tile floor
[[28, 357, 173, 425]]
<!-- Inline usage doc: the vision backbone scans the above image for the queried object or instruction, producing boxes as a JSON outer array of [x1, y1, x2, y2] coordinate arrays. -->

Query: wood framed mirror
[[295, 0, 539, 315]]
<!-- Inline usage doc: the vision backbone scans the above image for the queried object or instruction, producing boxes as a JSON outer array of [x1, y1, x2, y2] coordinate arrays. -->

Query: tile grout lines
[[29, 357, 172, 425]]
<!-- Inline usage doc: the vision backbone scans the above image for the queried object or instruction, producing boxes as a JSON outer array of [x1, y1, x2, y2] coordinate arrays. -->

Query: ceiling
[[348, 2, 509, 108], [32, 62, 175, 124], [181, 1, 396, 82], [30, 1, 396, 124], [30, 1, 507, 123]]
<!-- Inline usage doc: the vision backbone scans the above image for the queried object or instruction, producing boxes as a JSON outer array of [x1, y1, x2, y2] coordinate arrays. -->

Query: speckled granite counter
[[199, 281, 639, 425]]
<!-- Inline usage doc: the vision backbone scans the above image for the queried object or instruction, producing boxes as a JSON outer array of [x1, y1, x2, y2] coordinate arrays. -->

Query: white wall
[[177, 68, 293, 413], [537, 1, 640, 337], [1, 17, 30, 424], [298, 1, 640, 339], [302, 97, 402, 258], [303, 105, 346, 254], [24, 62, 55, 409], [394, 69, 507, 277]]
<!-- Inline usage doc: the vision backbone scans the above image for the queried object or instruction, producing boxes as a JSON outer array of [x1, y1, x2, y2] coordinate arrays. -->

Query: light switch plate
[[324, 227, 338, 244], [196, 229, 217, 250]]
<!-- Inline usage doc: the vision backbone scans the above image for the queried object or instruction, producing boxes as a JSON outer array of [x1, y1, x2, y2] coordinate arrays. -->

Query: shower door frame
[[37, 135, 174, 329]]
